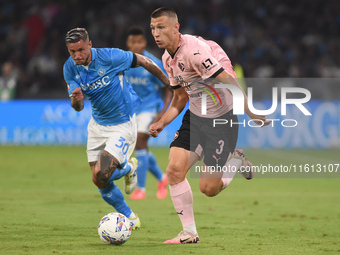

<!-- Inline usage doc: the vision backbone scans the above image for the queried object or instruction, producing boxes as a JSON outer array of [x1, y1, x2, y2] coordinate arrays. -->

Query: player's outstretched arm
[[135, 53, 170, 89], [149, 87, 188, 137], [216, 71, 271, 126], [70, 87, 84, 112]]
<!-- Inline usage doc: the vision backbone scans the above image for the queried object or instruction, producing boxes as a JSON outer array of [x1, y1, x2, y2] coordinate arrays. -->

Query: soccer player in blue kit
[[63, 28, 170, 229], [124, 26, 172, 200]]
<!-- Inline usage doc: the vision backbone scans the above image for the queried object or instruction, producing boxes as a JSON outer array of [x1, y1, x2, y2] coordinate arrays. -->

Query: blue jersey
[[124, 50, 165, 114], [63, 48, 141, 126]]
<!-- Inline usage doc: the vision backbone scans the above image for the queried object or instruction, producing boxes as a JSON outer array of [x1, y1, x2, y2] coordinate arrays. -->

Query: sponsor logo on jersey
[[174, 75, 189, 87], [189, 92, 203, 98], [80, 76, 110, 91], [127, 76, 149, 86]]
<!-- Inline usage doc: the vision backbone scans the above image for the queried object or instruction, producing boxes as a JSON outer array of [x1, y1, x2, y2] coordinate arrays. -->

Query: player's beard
[[82, 54, 91, 66]]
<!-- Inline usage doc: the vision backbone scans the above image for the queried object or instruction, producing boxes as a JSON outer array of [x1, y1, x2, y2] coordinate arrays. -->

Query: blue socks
[[135, 149, 164, 190], [135, 149, 149, 190], [99, 181, 132, 217], [148, 151, 163, 181]]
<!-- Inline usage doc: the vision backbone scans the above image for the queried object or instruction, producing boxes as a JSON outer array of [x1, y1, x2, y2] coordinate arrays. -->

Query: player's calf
[[95, 151, 120, 183]]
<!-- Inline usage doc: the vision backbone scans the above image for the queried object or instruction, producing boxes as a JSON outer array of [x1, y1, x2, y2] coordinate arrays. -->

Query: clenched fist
[[71, 87, 84, 101], [149, 121, 165, 138]]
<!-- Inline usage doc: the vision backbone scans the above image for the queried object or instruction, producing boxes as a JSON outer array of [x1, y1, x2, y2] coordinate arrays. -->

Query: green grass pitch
[[0, 146, 339, 255]]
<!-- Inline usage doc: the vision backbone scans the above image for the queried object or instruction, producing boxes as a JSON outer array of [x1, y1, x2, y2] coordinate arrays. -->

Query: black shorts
[[170, 109, 238, 167]]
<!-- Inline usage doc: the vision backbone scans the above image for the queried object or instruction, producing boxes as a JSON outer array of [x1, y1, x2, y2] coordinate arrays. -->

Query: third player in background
[[124, 26, 172, 200]]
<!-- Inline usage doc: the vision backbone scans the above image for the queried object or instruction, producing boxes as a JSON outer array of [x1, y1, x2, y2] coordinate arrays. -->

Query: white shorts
[[136, 111, 157, 134], [86, 115, 137, 164]]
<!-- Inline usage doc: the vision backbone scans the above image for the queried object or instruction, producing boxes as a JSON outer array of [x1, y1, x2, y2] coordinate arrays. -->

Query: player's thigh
[[199, 162, 223, 197], [199, 177, 222, 197], [89, 161, 96, 173], [190, 151, 200, 168], [104, 115, 137, 166], [170, 110, 201, 167]]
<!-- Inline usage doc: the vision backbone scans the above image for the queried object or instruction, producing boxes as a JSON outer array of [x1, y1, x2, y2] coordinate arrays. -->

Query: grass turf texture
[[0, 146, 339, 255]]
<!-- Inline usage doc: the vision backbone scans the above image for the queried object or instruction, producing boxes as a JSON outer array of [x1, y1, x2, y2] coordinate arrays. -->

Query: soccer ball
[[98, 212, 132, 245]]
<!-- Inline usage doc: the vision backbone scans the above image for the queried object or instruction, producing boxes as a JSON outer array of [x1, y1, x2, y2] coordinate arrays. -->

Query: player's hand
[[248, 113, 272, 127], [149, 121, 165, 137], [71, 87, 84, 101]]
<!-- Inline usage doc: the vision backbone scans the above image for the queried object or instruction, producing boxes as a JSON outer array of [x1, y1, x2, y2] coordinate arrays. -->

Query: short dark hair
[[65, 28, 89, 44], [151, 7, 177, 19], [126, 26, 145, 37]]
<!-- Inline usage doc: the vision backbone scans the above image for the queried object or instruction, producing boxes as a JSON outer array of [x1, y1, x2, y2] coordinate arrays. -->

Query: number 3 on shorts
[[115, 136, 129, 155]]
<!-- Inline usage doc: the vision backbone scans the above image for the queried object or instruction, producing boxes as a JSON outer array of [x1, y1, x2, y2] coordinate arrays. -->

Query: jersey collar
[[90, 48, 97, 61], [167, 34, 182, 59]]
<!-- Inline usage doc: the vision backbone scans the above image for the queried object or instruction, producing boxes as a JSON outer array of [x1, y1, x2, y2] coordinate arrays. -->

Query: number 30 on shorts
[[115, 136, 129, 155]]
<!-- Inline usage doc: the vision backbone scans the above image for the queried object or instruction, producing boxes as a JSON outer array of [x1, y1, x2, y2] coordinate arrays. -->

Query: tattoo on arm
[[96, 150, 120, 183], [71, 97, 84, 111], [135, 53, 170, 89]]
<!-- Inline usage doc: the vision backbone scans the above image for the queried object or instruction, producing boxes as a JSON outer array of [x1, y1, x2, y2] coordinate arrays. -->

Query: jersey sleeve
[[188, 42, 224, 80], [110, 48, 134, 73], [63, 62, 80, 97]]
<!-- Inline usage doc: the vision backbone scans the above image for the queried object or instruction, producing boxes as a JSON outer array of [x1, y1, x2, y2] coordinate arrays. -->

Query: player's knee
[[199, 183, 218, 197], [166, 162, 184, 181], [92, 172, 106, 189], [96, 169, 109, 184], [135, 139, 147, 150], [135, 133, 148, 150]]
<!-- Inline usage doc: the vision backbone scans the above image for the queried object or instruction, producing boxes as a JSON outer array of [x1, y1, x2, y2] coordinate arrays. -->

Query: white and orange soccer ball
[[98, 212, 132, 245]]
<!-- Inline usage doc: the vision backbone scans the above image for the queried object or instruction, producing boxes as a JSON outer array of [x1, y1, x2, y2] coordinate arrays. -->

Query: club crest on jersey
[[173, 131, 179, 141], [97, 68, 106, 76], [178, 62, 185, 72]]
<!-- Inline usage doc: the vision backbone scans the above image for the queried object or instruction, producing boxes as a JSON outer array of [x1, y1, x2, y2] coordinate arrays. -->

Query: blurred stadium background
[[0, 0, 339, 148], [0, 1, 339, 254], [1, 0, 340, 99]]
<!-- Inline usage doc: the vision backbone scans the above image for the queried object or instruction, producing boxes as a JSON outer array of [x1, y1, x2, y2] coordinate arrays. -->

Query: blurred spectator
[[0, 61, 18, 101], [21, 5, 46, 57], [0, 0, 339, 99]]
